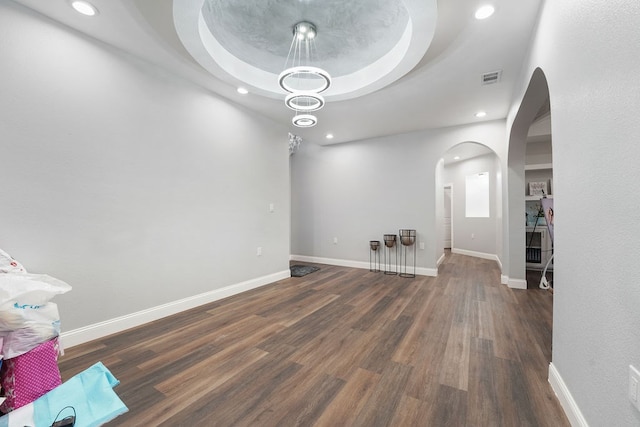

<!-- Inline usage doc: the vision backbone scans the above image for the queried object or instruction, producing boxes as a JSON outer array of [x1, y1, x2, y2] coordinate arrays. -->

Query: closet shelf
[[525, 195, 553, 201], [525, 163, 552, 171]]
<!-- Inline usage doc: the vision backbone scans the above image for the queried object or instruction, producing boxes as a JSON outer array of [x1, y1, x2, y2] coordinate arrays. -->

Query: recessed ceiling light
[[71, 1, 98, 16], [475, 5, 495, 20], [475, 111, 487, 118], [237, 87, 249, 95], [326, 133, 334, 139], [454, 156, 461, 160]]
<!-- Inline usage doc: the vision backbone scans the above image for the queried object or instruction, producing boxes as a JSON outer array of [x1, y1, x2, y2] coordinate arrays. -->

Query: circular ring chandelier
[[279, 21, 331, 128], [278, 66, 332, 94], [285, 91, 325, 112], [292, 114, 318, 127]]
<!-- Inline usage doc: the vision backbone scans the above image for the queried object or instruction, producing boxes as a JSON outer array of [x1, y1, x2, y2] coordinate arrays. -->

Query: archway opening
[[506, 67, 552, 289], [506, 67, 555, 371], [436, 142, 502, 266], [524, 98, 553, 289]]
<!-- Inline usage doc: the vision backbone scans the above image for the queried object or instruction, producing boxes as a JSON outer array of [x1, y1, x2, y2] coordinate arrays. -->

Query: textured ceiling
[[9, 0, 544, 145], [175, 0, 435, 100], [201, 0, 409, 77]]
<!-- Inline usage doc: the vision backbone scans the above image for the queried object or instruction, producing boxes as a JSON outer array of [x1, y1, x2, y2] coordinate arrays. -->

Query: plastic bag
[[0, 249, 26, 274], [0, 301, 60, 332], [0, 301, 61, 358], [0, 327, 60, 359], [0, 273, 71, 306]]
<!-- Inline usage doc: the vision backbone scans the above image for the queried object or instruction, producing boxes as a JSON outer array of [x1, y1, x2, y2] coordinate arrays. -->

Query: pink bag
[[0, 337, 61, 412]]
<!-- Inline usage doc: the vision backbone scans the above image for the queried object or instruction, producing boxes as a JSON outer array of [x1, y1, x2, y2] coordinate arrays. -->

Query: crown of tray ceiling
[[173, 0, 436, 101]]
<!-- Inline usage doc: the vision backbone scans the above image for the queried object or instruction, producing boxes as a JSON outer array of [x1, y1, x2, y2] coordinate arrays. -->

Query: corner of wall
[[290, 255, 438, 277], [548, 363, 589, 427]]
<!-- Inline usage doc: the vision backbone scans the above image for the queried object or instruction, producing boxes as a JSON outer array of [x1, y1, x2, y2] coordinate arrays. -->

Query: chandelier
[[278, 21, 331, 128], [288, 132, 302, 155]]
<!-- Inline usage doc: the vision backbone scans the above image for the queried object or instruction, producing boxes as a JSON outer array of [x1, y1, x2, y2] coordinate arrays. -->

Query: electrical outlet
[[333, 237, 338, 244], [269, 203, 275, 213], [257, 247, 262, 256], [419, 242, 425, 250], [471, 233, 475, 239], [630, 365, 640, 411]]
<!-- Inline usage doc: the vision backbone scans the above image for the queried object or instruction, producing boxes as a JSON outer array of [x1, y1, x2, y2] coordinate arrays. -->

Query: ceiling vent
[[481, 70, 502, 85]]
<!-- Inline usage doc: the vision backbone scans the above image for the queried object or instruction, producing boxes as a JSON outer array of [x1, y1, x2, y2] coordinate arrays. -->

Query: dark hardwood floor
[[526, 268, 554, 290], [58, 253, 568, 426]]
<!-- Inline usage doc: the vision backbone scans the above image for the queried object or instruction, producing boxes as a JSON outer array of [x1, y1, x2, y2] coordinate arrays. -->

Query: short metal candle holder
[[399, 229, 416, 278], [383, 234, 398, 275], [369, 240, 381, 272]]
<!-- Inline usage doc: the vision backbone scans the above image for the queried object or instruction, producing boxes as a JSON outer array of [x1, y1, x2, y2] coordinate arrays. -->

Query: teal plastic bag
[[0, 361, 128, 427]]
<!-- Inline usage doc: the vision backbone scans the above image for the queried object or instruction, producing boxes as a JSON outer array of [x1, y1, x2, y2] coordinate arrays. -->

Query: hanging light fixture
[[288, 132, 302, 155], [279, 21, 331, 128]]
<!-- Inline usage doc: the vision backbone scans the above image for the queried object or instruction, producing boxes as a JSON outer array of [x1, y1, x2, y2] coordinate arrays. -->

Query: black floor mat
[[290, 265, 320, 277]]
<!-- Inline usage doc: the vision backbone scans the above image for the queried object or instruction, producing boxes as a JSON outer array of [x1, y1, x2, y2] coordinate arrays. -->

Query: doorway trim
[[444, 183, 453, 252]]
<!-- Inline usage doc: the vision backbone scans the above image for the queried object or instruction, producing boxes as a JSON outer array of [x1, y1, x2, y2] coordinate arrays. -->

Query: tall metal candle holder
[[399, 229, 416, 278], [383, 234, 398, 275], [369, 240, 381, 272]]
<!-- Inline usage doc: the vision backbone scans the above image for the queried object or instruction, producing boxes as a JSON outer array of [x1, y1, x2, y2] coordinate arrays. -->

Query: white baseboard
[[451, 248, 500, 263], [497, 274, 527, 289], [290, 254, 369, 270], [548, 362, 588, 426], [415, 266, 438, 277], [507, 278, 527, 289], [437, 253, 445, 267], [60, 269, 291, 349], [290, 255, 438, 277], [449, 250, 524, 288]]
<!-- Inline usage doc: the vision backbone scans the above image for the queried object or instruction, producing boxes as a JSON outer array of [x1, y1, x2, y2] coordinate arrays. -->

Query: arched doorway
[[436, 142, 502, 266], [505, 68, 552, 289], [524, 99, 553, 288]]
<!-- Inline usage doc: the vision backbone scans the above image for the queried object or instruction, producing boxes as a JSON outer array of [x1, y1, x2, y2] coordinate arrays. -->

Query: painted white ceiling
[[174, 0, 436, 101], [443, 143, 494, 166], [10, 0, 542, 146]]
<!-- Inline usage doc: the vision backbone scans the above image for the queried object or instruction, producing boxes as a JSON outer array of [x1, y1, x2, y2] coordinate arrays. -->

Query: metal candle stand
[[369, 240, 381, 272], [399, 229, 416, 278], [383, 234, 398, 275]]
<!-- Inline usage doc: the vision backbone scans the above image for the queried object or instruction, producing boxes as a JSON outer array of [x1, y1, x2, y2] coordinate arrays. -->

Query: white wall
[[507, 1, 640, 425], [0, 3, 290, 335], [291, 121, 507, 274], [526, 140, 553, 166], [434, 159, 445, 262], [443, 153, 500, 258]]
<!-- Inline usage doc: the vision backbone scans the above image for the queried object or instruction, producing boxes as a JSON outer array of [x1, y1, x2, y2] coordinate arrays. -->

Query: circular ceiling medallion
[[173, 0, 437, 101]]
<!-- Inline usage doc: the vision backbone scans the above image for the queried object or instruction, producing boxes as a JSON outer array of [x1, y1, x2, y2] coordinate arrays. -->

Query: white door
[[444, 186, 452, 249]]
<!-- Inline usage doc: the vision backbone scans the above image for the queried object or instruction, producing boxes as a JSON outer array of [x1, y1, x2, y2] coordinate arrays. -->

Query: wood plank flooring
[[58, 253, 569, 426]]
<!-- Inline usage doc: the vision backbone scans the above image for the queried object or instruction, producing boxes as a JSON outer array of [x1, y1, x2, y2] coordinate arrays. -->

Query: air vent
[[481, 70, 502, 85]]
